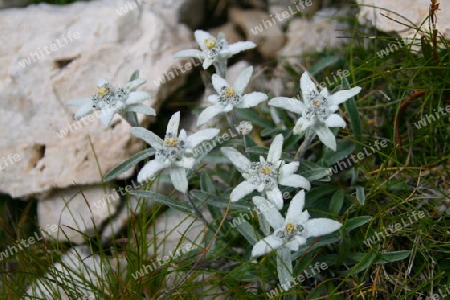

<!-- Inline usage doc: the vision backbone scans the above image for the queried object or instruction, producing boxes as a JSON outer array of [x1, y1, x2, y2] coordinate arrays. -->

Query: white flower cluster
[[68, 29, 363, 292], [68, 77, 155, 127]]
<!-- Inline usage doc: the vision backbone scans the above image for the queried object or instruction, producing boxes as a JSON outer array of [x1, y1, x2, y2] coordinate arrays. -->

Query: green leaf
[[260, 127, 284, 137], [342, 77, 362, 153], [129, 70, 139, 81], [374, 250, 410, 264], [200, 172, 216, 195], [345, 216, 372, 232], [345, 251, 376, 275], [235, 108, 273, 128], [292, 235, 341, 260], [387, 181, 411, 191], [323, 140, 355, 166], [245, 146, 268, 157], [302, 167, 332, 182], [130, 190, 195, 214], [277, 247, 293, 291], [190, 190, 251, 210], [355, 185, 365, 205], [329, 189, 344, 215], [234, 219, 258, 245], [309, 56, 340, 75], [304, 185, 337, 207], [104, 148, 155, 181], [124, 111, 139, 127]]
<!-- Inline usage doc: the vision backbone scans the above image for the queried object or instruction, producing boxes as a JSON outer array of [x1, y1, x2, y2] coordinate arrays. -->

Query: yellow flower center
[[260, 166, 272, 175], [312, 99, 321, 108], [225, 87, 236, 98], [285, 223, 295, 234], [164, 137, 178, 147], [97, 84, 110, 97], [204, 38, 216, 49]]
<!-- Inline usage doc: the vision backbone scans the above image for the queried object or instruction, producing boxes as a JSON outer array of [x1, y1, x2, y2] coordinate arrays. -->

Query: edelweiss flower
[[235, 121, 253, 135], [131, 112, 219, 193], [174, 30, 256, 70], [67, 78, 155, 127], [221, 134, 310, 209], [196, 66, 267, 126], [251, 190, 342, 258], [269, 72, 361, 151]]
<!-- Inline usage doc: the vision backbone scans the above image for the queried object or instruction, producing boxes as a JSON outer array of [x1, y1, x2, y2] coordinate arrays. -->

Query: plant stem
[[295, 130, 315, 165], [184, 192, 216, 235]]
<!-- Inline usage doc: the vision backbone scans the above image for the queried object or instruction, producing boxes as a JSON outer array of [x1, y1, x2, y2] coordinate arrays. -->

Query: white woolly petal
[[325, 114, 346, 128], [224, 103, 234, 112], [126, 91, 150, 105], [211, 74, 230, 93], [293, 117, 315, 134], [137, 159, 165, 183], [280, 161, 299, 177], [329, 86, 362, 106], [194, 30, 213, 50], [170, 167, 188, 193], [74, 102, 94, 119], [251, 235, 283, 258], [285, 190, 305, 223], [266, 188, 283, 210], [220, 147, 251, 171], [67, 98, 91, 106], [175, 156, 195, 169], [221, 41, 256, 57], [300, 72, 319, 101], [239, 92, 267, 108], [174, 49, 203, 59], [299, 210, 310, 224], [303, 218, 342, 239], [127, 104, 156, 116], [125, 78, 146, 91], [97, 78, 109, 86], [185, 128, 220, 149], [230, 181, 255, 202], [166, 111, 180, 136], [286, 239, 300, 251], [208, 94, 220, 104], [315, 124, 337, 151], [196, 104, 225, 126], [130, 127, 163, 149], [279, 174, 311, 190], [268, 97, 306, 114], [202, 57, 214, 69], [232, 66, 253, 95], [252, 196, 284, 228], [267, 134, 283, 163], [286, 236, 307, 251], [99, 110, 116, 127]]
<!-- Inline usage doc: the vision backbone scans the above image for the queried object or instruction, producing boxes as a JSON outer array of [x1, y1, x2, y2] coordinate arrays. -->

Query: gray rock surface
[[37, 185, 117, 244], [229, 8, 285, 58], [356, 0, 450, 40], [0, 0, 194, 199], [279, 8, 350, 57], [24, 246, 111, 299]]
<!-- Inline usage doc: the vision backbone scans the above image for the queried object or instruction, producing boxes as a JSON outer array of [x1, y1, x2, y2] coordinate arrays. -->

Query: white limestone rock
[[0, 0, 194, 199], [24, 246, 110, 299], [37, 185, 118, 244], [279, 8, 351, 57], [356, 0, 450, 40]]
